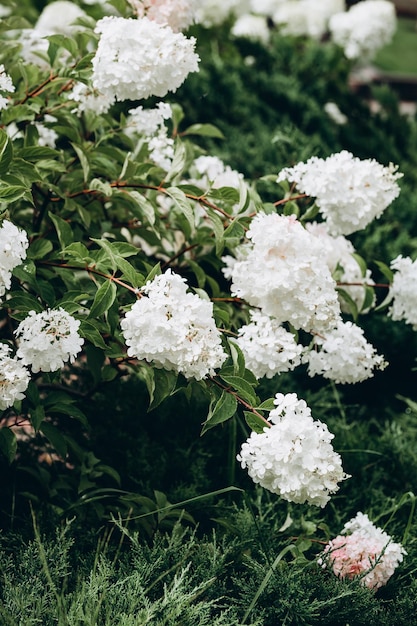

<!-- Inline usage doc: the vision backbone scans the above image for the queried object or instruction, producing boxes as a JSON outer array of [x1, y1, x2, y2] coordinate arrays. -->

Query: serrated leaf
[[3, 292, 43, 314], [207, 208, 225, 255], [40, 421, 68, 459], [47, 403, 89, 428], [140, 366, 178, 411], [165, 186, 194, 238], [27, 238, 53, 260], [228, 340, 246, 377], [0, 185, 28, 202], [201, 390, 237, 434], [128, 190, 156, 226], [352, 253, 368, 278], [256, 398, 276, 411], [117, 257, 144, 288], [244, 411, 268, 434], [0, 128, 13, 176], [18, 146, 60, 162], [220, 374, 258, 406], [30, 405, 45, 431], [0, 428, 17, 464], [144, 262, 161, 284], [88, 280, 117, 319], [79, 320, 108, 349], [48, 212, 73, 249], [165, 141, 186, 183], [71, 142, 90, 183]]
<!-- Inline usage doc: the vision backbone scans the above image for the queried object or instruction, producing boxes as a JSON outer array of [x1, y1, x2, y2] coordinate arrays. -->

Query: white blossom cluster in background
[[235, 310, 304, 379], [15, 308, 84, 373], [305, 320, 387, 384], [277, 151, 402, 236], [127, 0, 197, 32], [0, 344, 30, 411], [329, 0, 397, 61], [121, 270, 227, 380], [92, 16, 199, 103], [273, 0, 345, 40], [231, 14, 270, 44], [389, 256, 417, 329], [194, 0, 250, 27], [222, 212, 342, 334], [0, 64, 15, 111], [237, 393, 349, 507], [319, 512, 407, 589], [190, 155, 245, 192], [0, 220, 29, 298]]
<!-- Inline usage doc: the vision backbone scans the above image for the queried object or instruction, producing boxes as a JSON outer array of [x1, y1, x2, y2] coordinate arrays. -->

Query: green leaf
[[374, 260, 394, 283], [128, 190, 156, 226], [165, 186, 195, 238], [0, 185, 29, 202], [361, 285, 376, 312], [207, 208, 225, 255], [46, 34, 78, 59], [0, 428, 17, 464], [48, 212, 73, 248], [201, 390, 237, 434], [140, 366, 178, 411], [40, 421, 68, 459], [144, 262, 161, 284], [88, 280, 117, 319], [219, 374, 258, 406], [30, 405, 46, 431], [117, 258, 144, 289], [71, 142, 90, 183], [244, 411, 268, 434], [0, 128, 13, 176], [47, 403, 89, 428], [27, 238, 53, 260], [182, 123, 224, 139], [228, 340, 246, 377], [165, 141, 186, 183], [79, 320, 108, 349], [18, 146, 60, 162], [3, 292, 43, 314], [336, 287, 358, 321]]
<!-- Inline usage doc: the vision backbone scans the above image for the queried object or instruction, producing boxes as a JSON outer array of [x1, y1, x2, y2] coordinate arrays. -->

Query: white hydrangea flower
[[305, 320, 387, 384], [0, 64, 15, 111], [231, 14, 270, 44], [329, 0, 396, 61], [15, 308, 84, 373], [222, 213, 341, 333], [0, 344, 30, 410], [273, 1, 327, 39], [319, 512, 407, 589], [0, 221, 29, 299], [147, 132, 175, 170], [33, 115, 58, 148], [121, 270, 227, 380], [249, 0, 286, 17], [236, 310, 304, 379], [92, 16, 199, 104], [190, 155, 245, 191], [126, 102, 173, 138], [128, 0, 196, 32], [306, 222, 375, 313], [277, 151, 402, 236], [237, 392, 349, 507], [35, 1, 87, 35], [68, 82, 114, 116], [194, 0, 250, 27], [389, 255, 417, 329]]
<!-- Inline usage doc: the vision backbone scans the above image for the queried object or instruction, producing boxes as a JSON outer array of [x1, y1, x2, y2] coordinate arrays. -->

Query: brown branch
[[211, 377, 271, 428]]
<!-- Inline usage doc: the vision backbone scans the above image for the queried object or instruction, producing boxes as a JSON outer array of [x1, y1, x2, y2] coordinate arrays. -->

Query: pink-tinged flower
[[319, 512, 406, 589]]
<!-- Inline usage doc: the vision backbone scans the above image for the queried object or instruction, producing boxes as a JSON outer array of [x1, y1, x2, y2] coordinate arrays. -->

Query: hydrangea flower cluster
[[237, 393, 349, 507], [277, 151, 402, 236], [329, 0, 396, 60], [191, 155, 245, 191], [306, 221, 374, 313], [0, 344, 30, 410], [0, 220, 29, 299], [15, 308, 84, 373], [236, 310, 304, 379], [388, 256, 417, 329], [231, 14, 270, 44], [305, 320, 387, 384], [273, 0, 329, 39], [128, 0, 196, 32], [68, 82, 114, 116], [92, 16, 199, 104], [194, 0, 248, 27], [121, 270, 227, 380], [319, 512, 407, 589], [34, 1, 87, 35], [127, 103, 173, 138], [223, 213, 341, 333], [0, 64, 15, 110]]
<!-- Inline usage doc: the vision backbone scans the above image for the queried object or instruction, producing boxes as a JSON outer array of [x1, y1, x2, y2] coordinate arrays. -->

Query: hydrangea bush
[[0, 0, 413, 592]]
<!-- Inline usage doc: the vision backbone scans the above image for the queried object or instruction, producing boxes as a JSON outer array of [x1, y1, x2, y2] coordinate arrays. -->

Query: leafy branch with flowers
[[0, 0, 417, 616]]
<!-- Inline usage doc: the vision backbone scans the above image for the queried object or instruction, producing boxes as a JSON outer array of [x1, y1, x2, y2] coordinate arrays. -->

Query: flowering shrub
[[0, 3, 415, 593]]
